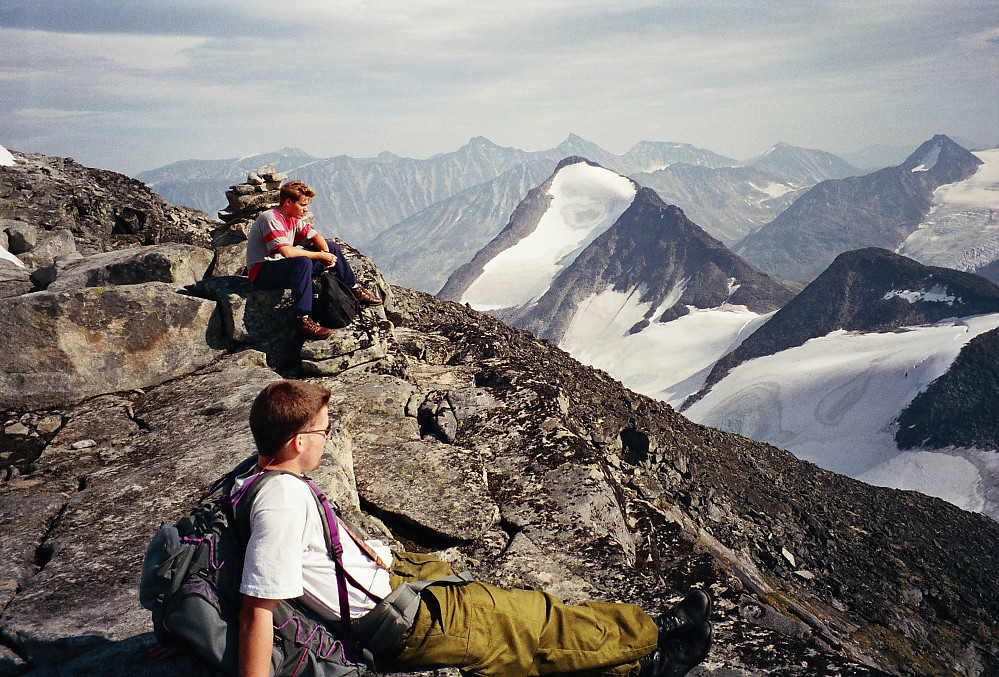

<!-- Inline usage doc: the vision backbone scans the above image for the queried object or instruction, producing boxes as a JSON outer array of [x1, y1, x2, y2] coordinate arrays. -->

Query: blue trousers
[[251, 243, 357, 315]]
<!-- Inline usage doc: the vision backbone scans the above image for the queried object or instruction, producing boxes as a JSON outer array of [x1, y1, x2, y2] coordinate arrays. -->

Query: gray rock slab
[[327, 373, 498, 542], [0, 259, 32, 298], [300, 320, 393, 377], [0, 359, 289, 669], [0, 282, 226, 409], [45, 243, 213, 292]]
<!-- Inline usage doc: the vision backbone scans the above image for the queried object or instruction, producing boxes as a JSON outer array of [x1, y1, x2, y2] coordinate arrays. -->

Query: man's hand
[[239, 595, 279, 677], [274, 244, 334, 266]]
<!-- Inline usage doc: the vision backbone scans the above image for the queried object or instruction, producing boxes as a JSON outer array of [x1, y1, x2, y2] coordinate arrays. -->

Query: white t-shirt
[[236, 472, 393, 621]]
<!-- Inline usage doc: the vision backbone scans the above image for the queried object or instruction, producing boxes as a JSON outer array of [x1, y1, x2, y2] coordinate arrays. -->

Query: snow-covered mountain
[[896, 148, 999, 283], [680, 248, 999, 519], [441, 157, 795, 401], [364, 161, 555, 293], [686, 247, 999, 405], [735, 135, 984, 283]]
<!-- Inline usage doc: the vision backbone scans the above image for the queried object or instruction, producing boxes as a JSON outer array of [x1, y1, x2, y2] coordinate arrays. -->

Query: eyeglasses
[[298, 422, 333, 440]]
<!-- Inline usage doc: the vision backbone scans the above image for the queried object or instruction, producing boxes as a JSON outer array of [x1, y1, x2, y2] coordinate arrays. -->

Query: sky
[[1, 0, 997, 176]]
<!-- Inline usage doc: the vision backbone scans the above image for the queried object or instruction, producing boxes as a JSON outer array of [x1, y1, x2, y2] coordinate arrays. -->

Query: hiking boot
[[654, 621, 713, 677], [658, 589, 712, 640], [295, 315, 333, 340], [352, 284, 382, 306]]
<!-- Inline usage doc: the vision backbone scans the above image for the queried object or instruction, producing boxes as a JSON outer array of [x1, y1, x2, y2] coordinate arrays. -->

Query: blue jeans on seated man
[[251, 244, 358, 315]]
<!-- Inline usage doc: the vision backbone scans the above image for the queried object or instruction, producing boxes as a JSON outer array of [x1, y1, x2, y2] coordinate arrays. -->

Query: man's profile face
[[299, 407, 329, 473], [283, 196, 311, 220]]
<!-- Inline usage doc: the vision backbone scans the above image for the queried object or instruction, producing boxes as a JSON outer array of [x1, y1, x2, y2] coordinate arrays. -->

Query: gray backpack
[[140, 458, 365, 676]]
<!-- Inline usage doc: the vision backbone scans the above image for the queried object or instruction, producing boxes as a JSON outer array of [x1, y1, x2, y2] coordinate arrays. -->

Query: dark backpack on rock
[[139, 458, 366, 677], [312, 270, 359, 329]]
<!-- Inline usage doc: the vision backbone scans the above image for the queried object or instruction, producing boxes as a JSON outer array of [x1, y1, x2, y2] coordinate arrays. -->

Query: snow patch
[[685, 314, 999, 479], [859, 450, 988, 516], [747, 180, 795, 199], [897, 149, 999, 272], [883, 284, 956, 305], [560, 285, 771, 407], [910, 142, 941, 172], [462, 163, 636, 311], [0, 242, 25, 268], [0, 144, 15, 167]]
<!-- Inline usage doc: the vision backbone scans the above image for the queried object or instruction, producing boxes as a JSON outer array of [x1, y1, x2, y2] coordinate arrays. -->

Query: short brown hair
[[279, 180, 316, 205], [249, 380, 332, 456]]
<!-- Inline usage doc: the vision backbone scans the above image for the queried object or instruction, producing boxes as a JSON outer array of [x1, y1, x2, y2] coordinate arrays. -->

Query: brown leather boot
[[296, 315, 333, 340], [352, 284, 382, 306]]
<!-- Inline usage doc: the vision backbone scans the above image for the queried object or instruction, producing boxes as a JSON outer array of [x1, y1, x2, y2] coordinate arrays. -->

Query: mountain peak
[[901, 134, 976, 174]]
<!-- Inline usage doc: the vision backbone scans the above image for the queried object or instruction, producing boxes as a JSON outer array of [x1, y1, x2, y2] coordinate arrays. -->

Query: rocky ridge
[[0, 151, 214, 277], [0, 152, 997, 676]]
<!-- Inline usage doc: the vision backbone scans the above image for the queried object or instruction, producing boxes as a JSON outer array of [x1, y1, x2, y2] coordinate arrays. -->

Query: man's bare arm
[[239, 595, 279, 677]]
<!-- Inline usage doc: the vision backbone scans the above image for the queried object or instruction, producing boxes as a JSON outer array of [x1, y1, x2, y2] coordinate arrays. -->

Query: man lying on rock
[[238, 380, 714, 677], [246, 180, 382, 340]]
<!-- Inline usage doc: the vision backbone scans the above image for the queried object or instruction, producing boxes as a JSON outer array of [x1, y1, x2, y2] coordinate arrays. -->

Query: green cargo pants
[[382, 551, 658, 677]]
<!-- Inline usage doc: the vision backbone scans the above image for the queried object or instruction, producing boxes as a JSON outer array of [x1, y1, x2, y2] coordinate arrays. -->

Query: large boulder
[[16, 227, 79, 269], [44, 243, 214, 292], [327, 371, 500, 542], [0, 282, 226, 409]]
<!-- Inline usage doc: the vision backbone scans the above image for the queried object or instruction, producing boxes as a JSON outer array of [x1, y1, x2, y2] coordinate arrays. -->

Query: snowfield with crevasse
[[462, 162, 635, 311], [897, 149, 999, 273], [683, 313, 999, 519], [560, 285, 773, 407], [557, 277, 999, 519]]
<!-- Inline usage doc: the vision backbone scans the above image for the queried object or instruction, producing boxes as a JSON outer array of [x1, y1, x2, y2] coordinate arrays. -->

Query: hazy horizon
[[2, 1, 996, 175]]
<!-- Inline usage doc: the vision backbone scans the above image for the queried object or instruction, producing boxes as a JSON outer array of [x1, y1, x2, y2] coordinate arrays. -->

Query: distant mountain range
[[136, 135, 864, 293], [734, 135, 987, 282]]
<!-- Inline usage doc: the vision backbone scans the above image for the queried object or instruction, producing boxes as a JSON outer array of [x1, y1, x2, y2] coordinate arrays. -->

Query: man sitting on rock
[[246, 180, 381, 340], [237, 380, 714, 677]]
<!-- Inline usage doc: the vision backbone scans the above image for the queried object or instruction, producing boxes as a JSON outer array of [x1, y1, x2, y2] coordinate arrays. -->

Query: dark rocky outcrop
[[895, 326, 999, 450], [735, 135, 984, 283], [0, 150, 215, 267], [685, 248, 999, 408], [1, 152, 998, 677]]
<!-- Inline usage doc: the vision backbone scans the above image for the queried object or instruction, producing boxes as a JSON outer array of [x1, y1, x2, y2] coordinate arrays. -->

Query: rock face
[[895, 325, 999, 450], [735, 135, 984, 283], [1, 151, 999, 677], [0, 282, 226, 410]]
